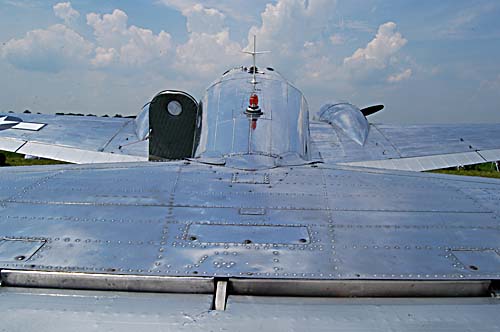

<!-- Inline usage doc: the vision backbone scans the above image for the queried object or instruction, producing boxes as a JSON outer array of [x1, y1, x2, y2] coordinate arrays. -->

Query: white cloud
[[248, 0, 337, 57], [173, 3, 243, 78], [343, 22, 407, 72], [158, 0, 269, 23], [182, 4, 225, 34], [91, 47, 118, 67], [175, 30, 242, 77], [53, 2, 79, 25], [86, 9, 172, 67], [1, 24, 93, 72], [387, 68, 412, 83], [86, 9, 128, 47]]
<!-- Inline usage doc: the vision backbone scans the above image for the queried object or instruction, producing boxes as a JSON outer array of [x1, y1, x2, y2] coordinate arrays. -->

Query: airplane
[[0, 38, 500, 331]]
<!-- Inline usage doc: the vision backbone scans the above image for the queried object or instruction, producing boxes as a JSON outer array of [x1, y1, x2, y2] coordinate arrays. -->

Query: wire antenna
[[242, 35, 270, 87]]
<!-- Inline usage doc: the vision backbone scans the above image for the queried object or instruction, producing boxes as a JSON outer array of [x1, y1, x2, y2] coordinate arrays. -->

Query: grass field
[[0, 150, 66, 166], [430, 162, 500, 179], [1, 150, 500, 179]]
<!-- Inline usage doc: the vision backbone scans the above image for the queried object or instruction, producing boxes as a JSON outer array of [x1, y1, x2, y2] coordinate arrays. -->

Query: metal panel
[[230, 279, 489, 297], [17, 142, 147, 164], [311, 122, 500, 171], [375, 124, 500, 157], [478, 149, 500, 162], [0, 112, 148, 162], [1, 270, 213, 293], [452, 250, 500, 274], [225, 296, 500, 332], [0, 287, 214, 332], [12, 122, 45, 131], [0, 162, 499, 288], [2, 287, 499, 332], [310, 122, 400, 164], [0, 137, 26, 152], [0, 239, 45, 262], [187, 224, 310, 244], [341, 151, 486, 172]]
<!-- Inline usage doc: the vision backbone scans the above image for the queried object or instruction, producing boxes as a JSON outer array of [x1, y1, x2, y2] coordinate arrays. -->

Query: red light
[[249, 94, 259, 108], [251, 119, 257, 130]]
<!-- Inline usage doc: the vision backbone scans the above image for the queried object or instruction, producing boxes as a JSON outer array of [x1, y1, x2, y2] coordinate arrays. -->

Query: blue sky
[[1, 0, 499, 124]]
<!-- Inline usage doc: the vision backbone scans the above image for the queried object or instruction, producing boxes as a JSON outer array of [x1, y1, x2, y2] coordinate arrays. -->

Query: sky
[[0, 0, 499, 124]]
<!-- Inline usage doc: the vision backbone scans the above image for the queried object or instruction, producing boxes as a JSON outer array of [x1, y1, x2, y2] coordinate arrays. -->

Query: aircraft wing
[[311, 121, 500, 171], [0, 161, 500, 330], [0, 112, 148, 163]]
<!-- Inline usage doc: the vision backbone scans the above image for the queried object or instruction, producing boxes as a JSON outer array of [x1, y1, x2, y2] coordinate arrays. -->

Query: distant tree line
[[3, 109, 135, 118], [54, 112, 135, 118]]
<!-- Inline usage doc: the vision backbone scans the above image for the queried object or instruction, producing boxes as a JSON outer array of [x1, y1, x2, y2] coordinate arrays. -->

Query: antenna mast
[[242, 35, 270, 88]]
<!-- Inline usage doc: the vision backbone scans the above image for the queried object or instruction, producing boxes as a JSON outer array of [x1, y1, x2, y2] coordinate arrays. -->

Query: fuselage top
[[195, 66, 312, 169]]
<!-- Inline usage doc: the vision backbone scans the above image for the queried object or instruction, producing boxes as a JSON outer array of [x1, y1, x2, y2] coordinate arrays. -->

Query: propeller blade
[[360, 104, 384, 117]]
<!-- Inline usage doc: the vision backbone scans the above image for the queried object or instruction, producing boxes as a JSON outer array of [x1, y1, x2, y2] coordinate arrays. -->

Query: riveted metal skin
[[1, 161, 500, 290]]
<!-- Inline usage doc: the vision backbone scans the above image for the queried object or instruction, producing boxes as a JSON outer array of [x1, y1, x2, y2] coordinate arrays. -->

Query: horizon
[[1, 0, 499, 124]]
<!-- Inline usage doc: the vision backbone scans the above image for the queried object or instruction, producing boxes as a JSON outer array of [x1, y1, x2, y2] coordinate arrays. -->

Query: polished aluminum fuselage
[[195, 67, 311, 168]]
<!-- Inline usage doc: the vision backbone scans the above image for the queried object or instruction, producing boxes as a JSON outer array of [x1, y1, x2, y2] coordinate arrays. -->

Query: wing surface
[[0, 161, 500, 282], [311, 121, 500, 171], [1, 161, 500, 328], [0, 113, 147, 163]]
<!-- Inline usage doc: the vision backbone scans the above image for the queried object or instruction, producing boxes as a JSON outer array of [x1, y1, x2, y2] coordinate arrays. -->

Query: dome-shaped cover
[[319, 103, 369, 146], [195, 67, 312, 168]]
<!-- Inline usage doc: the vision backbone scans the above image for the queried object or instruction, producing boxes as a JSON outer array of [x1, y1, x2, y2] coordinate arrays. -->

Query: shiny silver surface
[[311, 121, 500, 171], [215, 280, 228, 311], [0, 113, 148, 163], [478, 148, 500, 163], [319, 103, 370, 146], [229, 279, 490, 297], [342, 151, 487, 172], [0, 287, 499, 331], [134, 104, 150, 141], [1, 161, 500, 284], [2, 270, 213, 293], [196, 67, 312, 168], [17, 141, 147, 163], [0, 137, 25, 152]]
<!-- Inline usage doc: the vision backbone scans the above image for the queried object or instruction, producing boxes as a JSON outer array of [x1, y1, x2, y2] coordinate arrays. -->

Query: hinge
[[213, 280, 228, 311]]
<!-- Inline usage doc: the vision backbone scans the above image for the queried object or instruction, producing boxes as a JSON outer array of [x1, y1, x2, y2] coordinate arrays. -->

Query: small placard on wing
[[231, 173, 270, 184]]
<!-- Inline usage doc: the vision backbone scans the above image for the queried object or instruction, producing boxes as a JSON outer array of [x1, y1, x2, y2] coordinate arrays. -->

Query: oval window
[[167, 100, 182, 116]]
